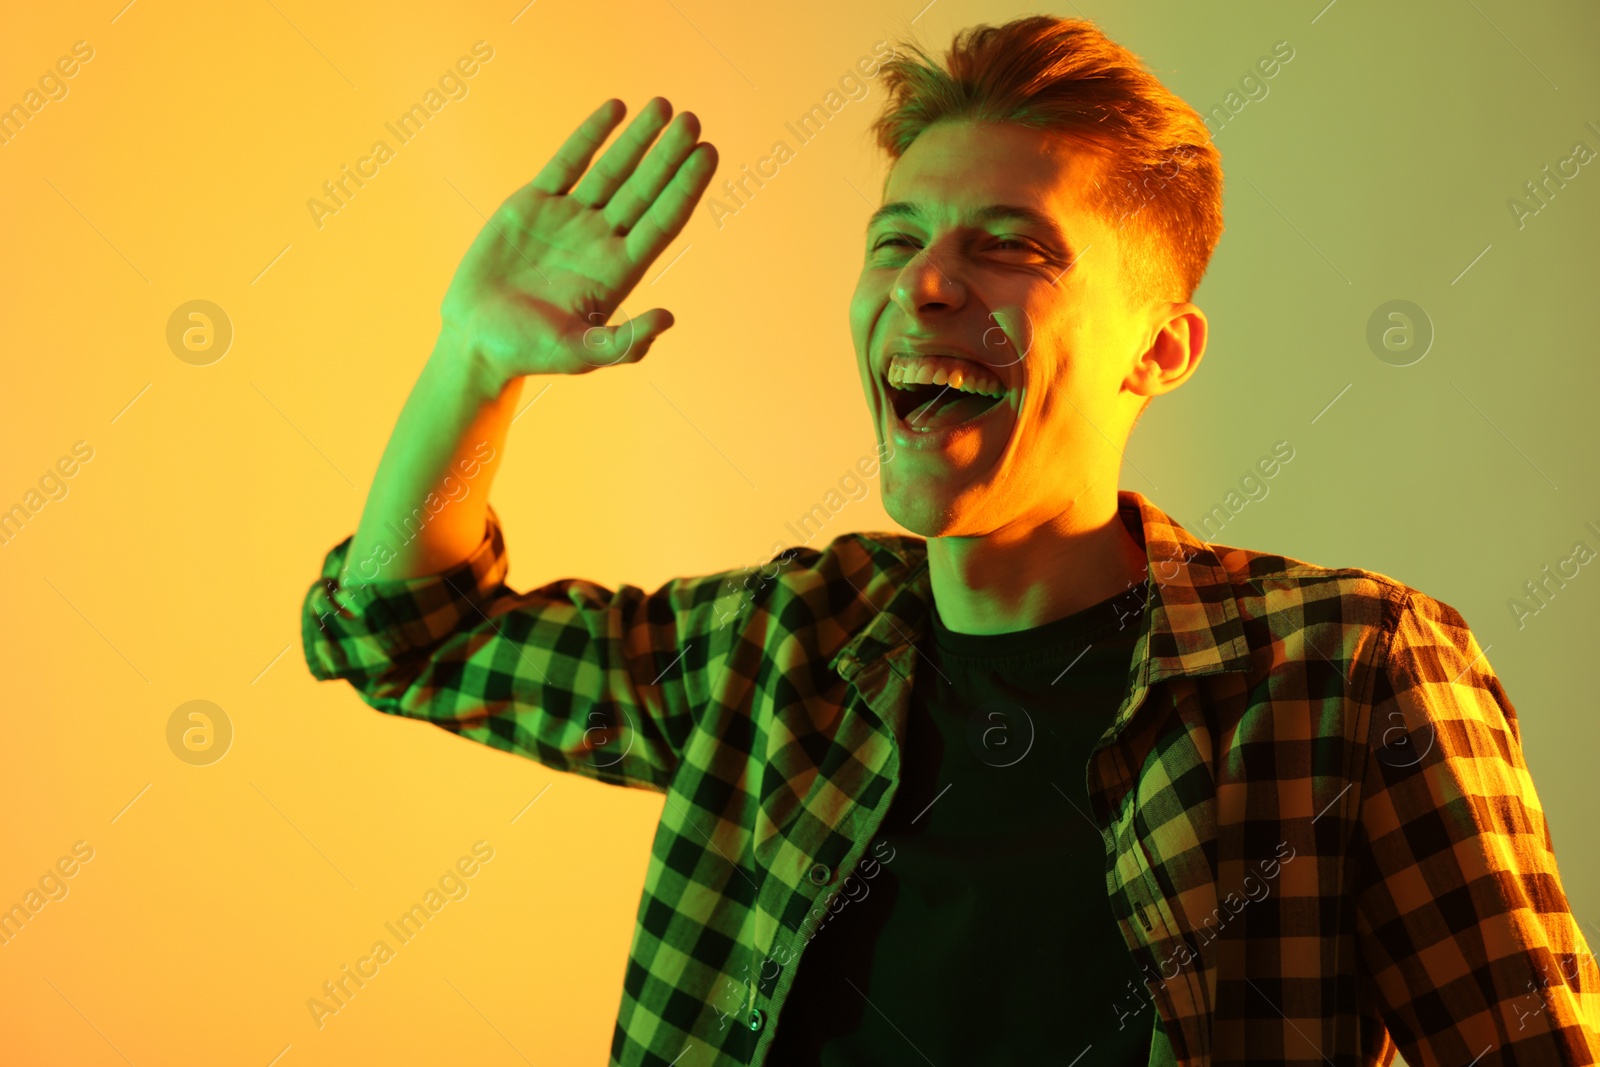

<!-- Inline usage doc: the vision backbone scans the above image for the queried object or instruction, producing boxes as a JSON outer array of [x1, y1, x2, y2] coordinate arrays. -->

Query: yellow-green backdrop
[[3, 0, 1596, 1063]]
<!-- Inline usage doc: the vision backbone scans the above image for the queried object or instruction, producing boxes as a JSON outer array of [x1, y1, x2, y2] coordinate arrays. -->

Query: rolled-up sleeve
[[1352, 590, 1600, 1066], [300, 504, 743, 791]]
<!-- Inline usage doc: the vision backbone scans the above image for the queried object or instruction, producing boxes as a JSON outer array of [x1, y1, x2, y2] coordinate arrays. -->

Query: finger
[[617, 308, 673, 363], [578, 308, 673, 368], [624, 143, 718, 266], [570, 97, 672, 211], [528, 99, 626, 197], [605, 109, 701, 235]]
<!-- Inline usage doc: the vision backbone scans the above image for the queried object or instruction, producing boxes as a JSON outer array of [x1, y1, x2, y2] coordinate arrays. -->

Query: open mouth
[[885, 377, 1006, 433]]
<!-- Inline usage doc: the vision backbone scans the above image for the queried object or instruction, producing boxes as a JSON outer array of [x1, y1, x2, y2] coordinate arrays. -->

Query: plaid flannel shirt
[[301, 489, 1599, 1067]]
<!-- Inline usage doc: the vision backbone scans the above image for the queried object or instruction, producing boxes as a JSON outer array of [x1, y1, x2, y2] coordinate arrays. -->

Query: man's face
[[850, 119, 1155, 538]]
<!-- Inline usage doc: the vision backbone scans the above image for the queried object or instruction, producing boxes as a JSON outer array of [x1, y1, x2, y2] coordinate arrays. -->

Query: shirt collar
[[829, 490, 1253, 685]]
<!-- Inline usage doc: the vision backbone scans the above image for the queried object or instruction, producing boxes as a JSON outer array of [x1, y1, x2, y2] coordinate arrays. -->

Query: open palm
[[440, 97, 717, 379]]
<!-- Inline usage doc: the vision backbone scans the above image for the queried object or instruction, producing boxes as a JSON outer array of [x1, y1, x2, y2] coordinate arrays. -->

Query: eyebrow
[[864, 201, 1075, 259]]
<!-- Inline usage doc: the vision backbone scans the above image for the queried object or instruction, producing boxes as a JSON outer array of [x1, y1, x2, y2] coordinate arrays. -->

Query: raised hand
[[439, 97, 718, 382]]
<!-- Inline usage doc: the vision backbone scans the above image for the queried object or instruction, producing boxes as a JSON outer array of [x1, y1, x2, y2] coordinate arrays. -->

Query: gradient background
[[3, 0, 1597, 1063]]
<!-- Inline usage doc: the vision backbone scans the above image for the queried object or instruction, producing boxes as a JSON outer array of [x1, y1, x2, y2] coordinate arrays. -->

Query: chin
[[882, 479, 970, 539]]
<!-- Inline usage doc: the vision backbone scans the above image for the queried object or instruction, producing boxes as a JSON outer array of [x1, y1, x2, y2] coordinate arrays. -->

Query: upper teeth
[[886, 354, 1005, 398]]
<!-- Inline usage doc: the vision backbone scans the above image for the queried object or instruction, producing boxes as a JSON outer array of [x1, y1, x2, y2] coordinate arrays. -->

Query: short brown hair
[[869, 15, 1223, 304]]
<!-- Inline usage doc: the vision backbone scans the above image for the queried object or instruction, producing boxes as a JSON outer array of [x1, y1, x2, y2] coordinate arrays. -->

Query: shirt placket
[[744, 641, 913, 1065], [1089, 649, 1213, 1064]]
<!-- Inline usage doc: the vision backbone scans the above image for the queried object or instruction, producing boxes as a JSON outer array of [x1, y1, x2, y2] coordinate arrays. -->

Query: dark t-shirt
[[765, 586, 1153, 1066]]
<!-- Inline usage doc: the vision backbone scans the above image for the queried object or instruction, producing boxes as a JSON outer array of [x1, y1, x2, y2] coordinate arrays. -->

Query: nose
[[891, 246, 967, 319]]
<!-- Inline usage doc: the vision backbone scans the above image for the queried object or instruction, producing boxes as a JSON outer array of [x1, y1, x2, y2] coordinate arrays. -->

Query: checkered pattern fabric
[[301, 490, 1599, 1066]]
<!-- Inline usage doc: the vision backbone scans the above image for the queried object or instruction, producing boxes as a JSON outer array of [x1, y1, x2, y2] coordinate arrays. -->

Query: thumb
[[583, 307, 672, 367]]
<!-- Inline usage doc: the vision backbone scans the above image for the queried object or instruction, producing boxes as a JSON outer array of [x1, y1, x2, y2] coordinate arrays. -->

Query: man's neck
[[925, 492, 1149, 636]]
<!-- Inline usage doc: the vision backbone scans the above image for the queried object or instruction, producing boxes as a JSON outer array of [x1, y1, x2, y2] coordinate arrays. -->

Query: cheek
[[985, 303, 1040, 370], [848, 278, 886, 353]]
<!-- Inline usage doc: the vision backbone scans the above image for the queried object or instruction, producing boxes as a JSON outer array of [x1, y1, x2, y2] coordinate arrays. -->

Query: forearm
[[343, 329, 523, 583]]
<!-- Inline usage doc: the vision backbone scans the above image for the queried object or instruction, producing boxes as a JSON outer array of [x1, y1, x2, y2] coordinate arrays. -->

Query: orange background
[[3, 1, 1597, 1063]]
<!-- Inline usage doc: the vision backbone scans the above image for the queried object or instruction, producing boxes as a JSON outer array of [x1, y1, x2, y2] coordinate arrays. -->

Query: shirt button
[[808, 863, 833, 885], [748, 1007, 765, 1031]]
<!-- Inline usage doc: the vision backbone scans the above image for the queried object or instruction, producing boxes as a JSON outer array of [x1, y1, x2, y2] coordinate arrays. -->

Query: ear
[[1125, 302, 1207, 401]]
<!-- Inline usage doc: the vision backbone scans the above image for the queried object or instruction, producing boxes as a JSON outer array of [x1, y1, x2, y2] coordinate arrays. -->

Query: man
[[301, 15, 1598, 1067]]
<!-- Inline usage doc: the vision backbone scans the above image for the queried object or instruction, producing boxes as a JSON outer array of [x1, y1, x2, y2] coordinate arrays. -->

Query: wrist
[[431, 324, 515, 402]]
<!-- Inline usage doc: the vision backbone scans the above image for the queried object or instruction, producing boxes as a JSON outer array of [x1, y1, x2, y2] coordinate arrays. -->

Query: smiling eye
[[993, 237, 1043, 254], [870, 234, 1047, 258], [872, 235, 916, 251]]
